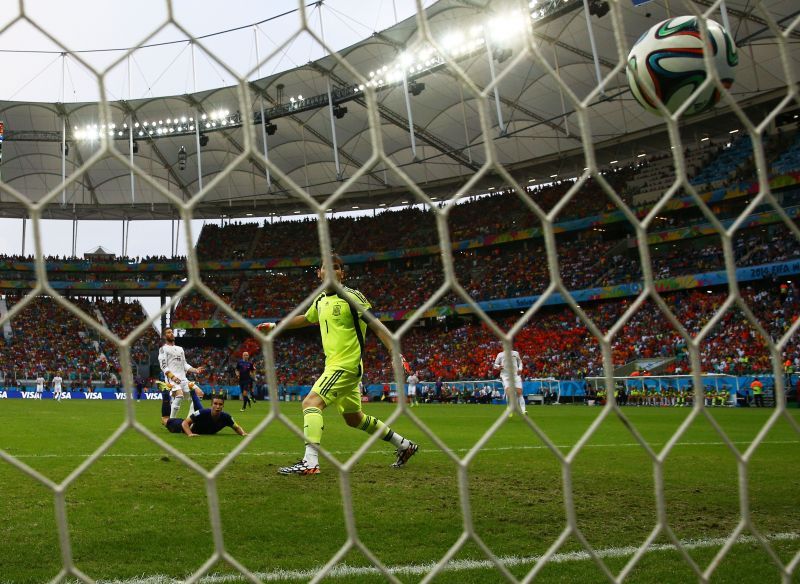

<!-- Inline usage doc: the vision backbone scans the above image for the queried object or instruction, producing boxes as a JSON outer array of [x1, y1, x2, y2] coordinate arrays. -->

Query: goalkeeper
[[258, 254, 418, 475]]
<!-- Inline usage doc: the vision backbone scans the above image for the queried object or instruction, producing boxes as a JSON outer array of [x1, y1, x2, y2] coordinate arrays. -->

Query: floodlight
[[409, 81, 425, 96], [178, 146, 187, 170]]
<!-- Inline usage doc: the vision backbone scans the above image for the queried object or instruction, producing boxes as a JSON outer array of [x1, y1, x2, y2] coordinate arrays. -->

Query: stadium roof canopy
[[0, 0, 796, 220]]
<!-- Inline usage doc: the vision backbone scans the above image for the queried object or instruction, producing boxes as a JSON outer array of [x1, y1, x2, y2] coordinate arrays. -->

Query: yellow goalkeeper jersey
[[305, 286, 371, 375]]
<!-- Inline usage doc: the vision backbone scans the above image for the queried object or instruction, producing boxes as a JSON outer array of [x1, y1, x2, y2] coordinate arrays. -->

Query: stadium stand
[[1, 125, 798, 391]]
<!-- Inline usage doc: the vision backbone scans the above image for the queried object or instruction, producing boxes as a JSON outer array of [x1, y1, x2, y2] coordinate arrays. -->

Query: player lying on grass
[[158, 383, 247, 437], [257, 253, 418, 475], [158, 327, 206, 419]]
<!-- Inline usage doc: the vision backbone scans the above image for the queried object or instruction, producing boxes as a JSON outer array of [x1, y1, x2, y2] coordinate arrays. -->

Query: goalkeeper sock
[[358, 415, 408, 448], [518, 395, 526, 413], [302, 407, 324, 466], [170, 395, 183, 418]]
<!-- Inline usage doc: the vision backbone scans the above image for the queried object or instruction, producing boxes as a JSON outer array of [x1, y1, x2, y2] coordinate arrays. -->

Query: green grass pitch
[[0, 399, 798, 583]]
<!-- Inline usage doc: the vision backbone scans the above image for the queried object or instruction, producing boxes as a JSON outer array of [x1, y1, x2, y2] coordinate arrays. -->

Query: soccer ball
[[626, 16, 738, 117]]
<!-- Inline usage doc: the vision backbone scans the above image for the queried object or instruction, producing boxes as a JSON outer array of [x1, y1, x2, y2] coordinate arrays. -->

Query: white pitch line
[[6, 439, 799, 460], [64, 532, 799, 584]]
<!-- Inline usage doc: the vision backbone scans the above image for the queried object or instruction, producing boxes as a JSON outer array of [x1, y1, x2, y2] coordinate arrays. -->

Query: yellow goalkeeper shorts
[[311, 367, 362, 414]]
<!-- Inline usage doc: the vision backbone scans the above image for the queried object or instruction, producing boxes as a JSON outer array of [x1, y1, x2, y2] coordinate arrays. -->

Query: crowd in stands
[[96, 299, 160, 365], [170, 218, 800, 321], [192, 129, 799, 264], [1, 125, 799, 389], [0, 295, 159, 387], [224, 283, 796, 387], [0, 254, 185, 264]]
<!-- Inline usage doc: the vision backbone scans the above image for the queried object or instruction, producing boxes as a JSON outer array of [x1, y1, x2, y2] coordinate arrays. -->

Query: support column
[[61, 117, 67, 206], [485, 41, 506, 136], [160, 290, 167, 333], [254, 26, 272, 189], [553, 47, 570, 137], [319, 11, 342, 181], [71, 218, 77, 257], [401, 72, 418, 160], [61, 53, 67, 206], [191, 42, 203, 193], [326, 79, 342, 180], [458, 82, 472, 164], [128, 54, 136, 205], [581, 0, 605, 95]]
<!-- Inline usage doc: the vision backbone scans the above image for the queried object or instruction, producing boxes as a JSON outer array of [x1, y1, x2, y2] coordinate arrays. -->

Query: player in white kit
[[158, 327, 206, 418], [406, 371, 420, 407], [52, 372, 63, 401], [493, 347, 527, 416], [35, 375, 45, 398]]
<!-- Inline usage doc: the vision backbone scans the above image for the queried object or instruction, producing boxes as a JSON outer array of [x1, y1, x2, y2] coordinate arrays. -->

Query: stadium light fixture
[[588, 0, 610, 17], [199, 134, 209, 147], [493, 46, 513, 63], [178, 146, 187, 170], [333, 105, 347, 119], [265, 122, 277, 135], [73, 111, 240, 142], [409, 81, 426, 96]]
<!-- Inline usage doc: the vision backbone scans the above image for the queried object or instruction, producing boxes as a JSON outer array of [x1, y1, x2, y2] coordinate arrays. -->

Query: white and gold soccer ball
[[626, 16, 738, 117]]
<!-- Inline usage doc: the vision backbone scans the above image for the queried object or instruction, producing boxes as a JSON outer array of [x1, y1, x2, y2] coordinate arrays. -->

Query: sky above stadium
[[0, 0, 433, 102], [0, 0, 435, 324]]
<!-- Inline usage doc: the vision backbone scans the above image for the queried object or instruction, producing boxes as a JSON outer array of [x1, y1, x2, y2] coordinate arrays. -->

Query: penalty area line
[[70, 532, 799, 583]]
